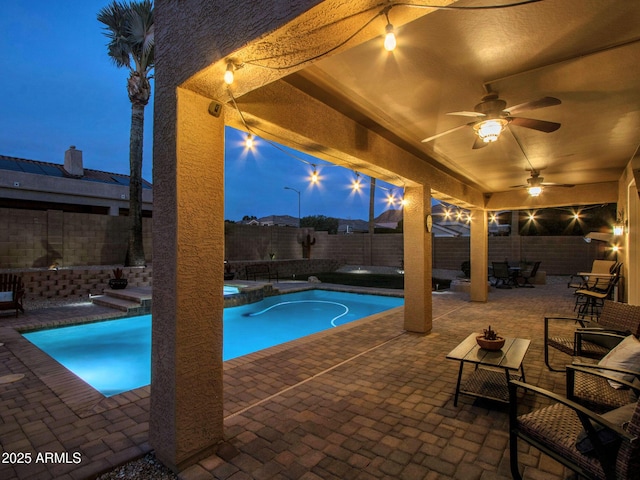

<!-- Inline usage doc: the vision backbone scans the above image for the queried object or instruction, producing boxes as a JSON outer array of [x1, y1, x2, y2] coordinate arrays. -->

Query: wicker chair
[[509, 377, 640, 480], [544, 301, 640, 372], [568, 364, 640, 414]]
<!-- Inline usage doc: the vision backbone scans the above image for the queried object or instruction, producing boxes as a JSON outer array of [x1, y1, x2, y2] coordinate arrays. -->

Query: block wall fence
[[1, 208, 611, 301], [0, 208, 152, 268]]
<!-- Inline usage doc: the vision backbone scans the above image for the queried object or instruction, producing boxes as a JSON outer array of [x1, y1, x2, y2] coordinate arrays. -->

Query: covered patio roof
[[150, 0, 640, 472]]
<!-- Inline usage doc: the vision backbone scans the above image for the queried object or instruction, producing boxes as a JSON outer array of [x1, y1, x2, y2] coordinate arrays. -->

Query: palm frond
[[98, 0, 154, 73]]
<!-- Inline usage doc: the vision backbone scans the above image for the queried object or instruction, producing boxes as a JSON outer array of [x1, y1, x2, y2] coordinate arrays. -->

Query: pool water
[[23, 290, 403, 396], [223, 285, 240, 295]]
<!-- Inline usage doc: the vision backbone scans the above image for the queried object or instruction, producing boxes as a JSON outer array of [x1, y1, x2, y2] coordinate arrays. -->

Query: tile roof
[[0, 155, 152, 189]]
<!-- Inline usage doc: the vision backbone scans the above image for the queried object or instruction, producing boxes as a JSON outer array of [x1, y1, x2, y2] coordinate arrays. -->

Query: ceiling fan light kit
[[528, 185, 542, 197], [473, 118, 508, 143]]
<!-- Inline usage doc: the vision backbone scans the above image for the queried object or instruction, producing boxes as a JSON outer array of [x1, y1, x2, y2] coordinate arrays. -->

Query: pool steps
[[91, 286, 152, 315]]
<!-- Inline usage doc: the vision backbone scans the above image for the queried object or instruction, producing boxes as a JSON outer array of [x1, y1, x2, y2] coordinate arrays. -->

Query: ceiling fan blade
[[472, 136, 489, 149], [421, 123, 469, 143], [510, 117, 561, 133], [509, 184, 528, 189], [541, 182, 575, 188], [505, 96, 561, 115], [446, 111, 484, 118]]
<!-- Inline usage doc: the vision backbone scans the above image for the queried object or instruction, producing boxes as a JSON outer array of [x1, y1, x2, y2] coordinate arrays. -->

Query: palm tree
[[98, 0, 154, 266]]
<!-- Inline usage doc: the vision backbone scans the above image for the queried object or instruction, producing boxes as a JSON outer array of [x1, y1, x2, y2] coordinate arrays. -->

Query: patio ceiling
[[280, 0, 640, 208]]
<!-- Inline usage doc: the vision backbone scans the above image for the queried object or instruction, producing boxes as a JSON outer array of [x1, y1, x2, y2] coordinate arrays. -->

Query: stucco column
[[403, 185, 432, 333], [150, 88, 225, 471], [470, 208, 488, 302]]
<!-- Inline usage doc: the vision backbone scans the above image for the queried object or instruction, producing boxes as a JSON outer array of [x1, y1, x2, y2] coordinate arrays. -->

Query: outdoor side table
[[446, 333, 531, 406]]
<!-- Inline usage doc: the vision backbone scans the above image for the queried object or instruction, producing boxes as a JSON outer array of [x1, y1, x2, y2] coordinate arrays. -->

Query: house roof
[[0, 155, 152, 189]]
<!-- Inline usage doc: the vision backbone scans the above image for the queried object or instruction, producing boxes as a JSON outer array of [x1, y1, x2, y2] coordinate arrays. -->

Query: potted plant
[[476, 325, 505, 350], [109, 268, 128, 289]]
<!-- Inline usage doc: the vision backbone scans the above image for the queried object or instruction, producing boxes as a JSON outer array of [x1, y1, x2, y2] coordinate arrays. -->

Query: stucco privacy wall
[[1, 208, 605, 275], [0, 208, 152, 268]]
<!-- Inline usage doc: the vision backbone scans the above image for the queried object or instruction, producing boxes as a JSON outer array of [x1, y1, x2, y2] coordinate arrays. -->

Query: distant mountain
[[247, 209, 405, 232], [374, 208, 403, 226]]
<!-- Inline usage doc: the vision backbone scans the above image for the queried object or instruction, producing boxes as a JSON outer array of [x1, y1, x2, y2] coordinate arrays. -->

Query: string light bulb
[[224, 61, 234, 85], [384, 22, 396, 52], [244, 133, 254, 149], [382, 8, 397, 52], [386, 192, 395, 206], [310, 166, 319, 184], [351, 173, 362, 192]]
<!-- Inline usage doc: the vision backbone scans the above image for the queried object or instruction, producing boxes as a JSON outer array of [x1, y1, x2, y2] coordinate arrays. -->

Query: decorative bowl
[[476, 335, 505, 351]]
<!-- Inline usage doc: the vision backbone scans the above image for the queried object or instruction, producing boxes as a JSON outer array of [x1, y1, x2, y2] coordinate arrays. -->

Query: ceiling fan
[[511, 170, 574, 197], [421, 92, 561, 149]]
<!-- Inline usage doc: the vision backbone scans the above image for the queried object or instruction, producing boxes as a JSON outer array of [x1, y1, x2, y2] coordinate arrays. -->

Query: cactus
[[482, 325, 498, 340], [301, 233, 316, 259]]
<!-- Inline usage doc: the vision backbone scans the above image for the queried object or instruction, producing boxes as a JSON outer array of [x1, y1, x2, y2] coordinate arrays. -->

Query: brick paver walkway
[[1, 279, 580, 479]]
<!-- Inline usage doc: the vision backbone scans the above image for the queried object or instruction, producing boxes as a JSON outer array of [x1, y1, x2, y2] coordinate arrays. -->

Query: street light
[[284, 186, 301, 228]]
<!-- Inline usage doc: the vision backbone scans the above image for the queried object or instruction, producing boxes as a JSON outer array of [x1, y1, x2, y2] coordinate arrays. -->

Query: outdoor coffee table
[[446, 333, 531, 406]]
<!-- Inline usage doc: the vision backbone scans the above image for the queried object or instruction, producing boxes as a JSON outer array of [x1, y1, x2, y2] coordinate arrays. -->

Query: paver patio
[[0, 277, 582, 479]]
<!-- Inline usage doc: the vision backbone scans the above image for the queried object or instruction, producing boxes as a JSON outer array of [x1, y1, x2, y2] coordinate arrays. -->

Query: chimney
[[64, 145, 84, 176]]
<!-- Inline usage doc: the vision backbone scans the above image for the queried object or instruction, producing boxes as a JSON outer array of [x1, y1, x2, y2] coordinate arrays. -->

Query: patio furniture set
[[490, 261, 541, 289], [447, 299, 640, 480]]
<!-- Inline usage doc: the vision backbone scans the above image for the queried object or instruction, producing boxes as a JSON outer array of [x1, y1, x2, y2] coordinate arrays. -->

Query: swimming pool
[[23, 290, 403, 396]]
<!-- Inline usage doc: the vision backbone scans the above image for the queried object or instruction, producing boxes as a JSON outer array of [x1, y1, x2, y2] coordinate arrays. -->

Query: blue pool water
[[223, 285, 240, 295], [23, 290, 403, 396]]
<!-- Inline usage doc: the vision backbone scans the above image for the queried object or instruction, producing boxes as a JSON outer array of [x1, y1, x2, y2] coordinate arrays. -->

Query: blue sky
[[0, 1, 402, 221]]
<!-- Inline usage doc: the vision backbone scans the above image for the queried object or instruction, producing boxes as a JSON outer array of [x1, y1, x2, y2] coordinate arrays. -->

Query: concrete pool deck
[[0, 278, 580, 479]]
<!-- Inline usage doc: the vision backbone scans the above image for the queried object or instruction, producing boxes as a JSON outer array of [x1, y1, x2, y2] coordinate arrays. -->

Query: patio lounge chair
[[509, 377, 640, 480], [544, 300, 640, 372]]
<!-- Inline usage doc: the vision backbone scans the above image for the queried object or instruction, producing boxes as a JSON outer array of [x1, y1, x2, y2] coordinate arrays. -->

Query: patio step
[[91, 286, 152, 314]]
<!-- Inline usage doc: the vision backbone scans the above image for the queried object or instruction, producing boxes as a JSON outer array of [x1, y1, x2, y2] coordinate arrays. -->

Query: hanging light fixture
[[224, 61, 235, 85], [473, 118, 509, 143], [383, 9, 396, 52]]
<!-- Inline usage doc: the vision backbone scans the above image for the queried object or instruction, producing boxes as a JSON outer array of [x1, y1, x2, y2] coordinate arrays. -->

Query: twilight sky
[[0, 1, 403, 222]]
